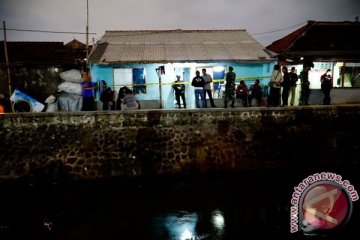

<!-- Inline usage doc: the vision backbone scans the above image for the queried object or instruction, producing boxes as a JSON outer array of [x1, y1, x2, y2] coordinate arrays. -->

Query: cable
[[250, 21, 308, 35], [0, 27, 96, 35]]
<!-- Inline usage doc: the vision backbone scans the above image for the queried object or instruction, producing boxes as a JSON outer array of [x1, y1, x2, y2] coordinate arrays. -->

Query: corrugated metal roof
[[88, 30, 271, 63]]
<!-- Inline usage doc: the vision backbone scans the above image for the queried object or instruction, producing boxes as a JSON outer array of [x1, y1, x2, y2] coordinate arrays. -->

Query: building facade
[[88, 30, 275, 109]]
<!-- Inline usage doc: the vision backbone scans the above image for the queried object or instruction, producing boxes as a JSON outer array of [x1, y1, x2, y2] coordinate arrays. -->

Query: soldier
[[223, 66, 236, 108]]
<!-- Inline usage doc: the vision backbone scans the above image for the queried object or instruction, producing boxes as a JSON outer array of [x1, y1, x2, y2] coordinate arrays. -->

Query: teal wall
[[90, 61, 275, 109]]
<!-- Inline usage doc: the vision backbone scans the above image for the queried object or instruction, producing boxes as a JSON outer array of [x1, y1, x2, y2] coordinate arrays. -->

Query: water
[[0, 169, 358, 239]]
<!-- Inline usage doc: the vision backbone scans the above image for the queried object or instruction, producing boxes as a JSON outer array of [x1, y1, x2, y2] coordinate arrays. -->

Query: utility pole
[[3, 21, 12, 95], [85, 0, 89, 60]]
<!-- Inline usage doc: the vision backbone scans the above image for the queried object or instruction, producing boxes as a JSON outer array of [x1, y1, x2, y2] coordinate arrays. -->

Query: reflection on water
[[211, 209, 225, 232], [153, 212, 198, 239], [152, 210, 225, 239], [0, 170, 358, 239]]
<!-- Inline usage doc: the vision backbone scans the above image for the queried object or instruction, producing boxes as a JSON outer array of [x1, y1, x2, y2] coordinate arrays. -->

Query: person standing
[[289, 67, 298, 106], [223, 66, 236, 108], [172, 75, 186, 108], [100, 87, 115, 110], [81, 68, 96, 111], [191, 70, 206, 108], [281, 66, 291, 106], [299, 66, 311, 106], [202, 68, 216, 108], [267, 64, 283, 107], [320, 69, 333, 105]]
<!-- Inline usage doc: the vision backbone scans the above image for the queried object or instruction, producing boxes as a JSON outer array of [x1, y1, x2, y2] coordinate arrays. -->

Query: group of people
[[176, 66, 264, 109], [173, 68, 217, 109], [267, 65, 299, 107], [267, 64, 333, 107], [99, 82, 139, 111], [234, 79, 263, 107], [44, 65, 333, 112], [214, 66, 265, 108], [80, 68, 139, 111]]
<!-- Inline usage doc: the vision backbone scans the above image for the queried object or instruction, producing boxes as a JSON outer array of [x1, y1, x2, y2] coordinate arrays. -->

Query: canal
[[1, 106, 360, 239], [1, 167, 358, 240]]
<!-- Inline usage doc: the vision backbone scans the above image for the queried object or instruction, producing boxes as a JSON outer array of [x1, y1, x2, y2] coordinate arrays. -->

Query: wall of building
[[1, 105, 359, 183], [90, 61, 274, 109]]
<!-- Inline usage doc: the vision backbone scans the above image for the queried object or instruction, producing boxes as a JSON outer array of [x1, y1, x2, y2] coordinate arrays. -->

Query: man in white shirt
[[202, 69, 217, 108]]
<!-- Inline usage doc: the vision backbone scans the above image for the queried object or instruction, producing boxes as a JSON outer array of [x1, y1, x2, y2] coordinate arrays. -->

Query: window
[[132, 68, 146, 94], [113, 68, 146, 94]]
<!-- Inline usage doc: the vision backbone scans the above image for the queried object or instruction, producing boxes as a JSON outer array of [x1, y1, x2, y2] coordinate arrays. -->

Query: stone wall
[[1, 105, 360, 183]]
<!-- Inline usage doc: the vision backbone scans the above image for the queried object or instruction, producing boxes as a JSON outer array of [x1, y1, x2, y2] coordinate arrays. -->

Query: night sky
[[0, 0, 359, 46]]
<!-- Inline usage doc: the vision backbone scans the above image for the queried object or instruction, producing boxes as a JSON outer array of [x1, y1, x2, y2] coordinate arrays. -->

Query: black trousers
[[175, 92, 186, 108], [322, 85, 332, 105], [82, 96, 95, 111], [204, 89, 216, 107]]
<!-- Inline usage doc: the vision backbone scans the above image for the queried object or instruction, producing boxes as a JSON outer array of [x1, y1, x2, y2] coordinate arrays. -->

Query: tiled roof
[[266, 21, 360, 61], [88, 30, 271, 63], [65, 39, 87, 49]]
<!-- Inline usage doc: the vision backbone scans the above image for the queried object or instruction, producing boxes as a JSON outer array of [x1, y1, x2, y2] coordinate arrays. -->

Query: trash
[[10, 89, 44, 112]]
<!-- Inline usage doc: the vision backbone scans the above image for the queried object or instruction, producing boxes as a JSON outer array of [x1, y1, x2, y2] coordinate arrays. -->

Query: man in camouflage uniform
[[223, 66, 236, 108]]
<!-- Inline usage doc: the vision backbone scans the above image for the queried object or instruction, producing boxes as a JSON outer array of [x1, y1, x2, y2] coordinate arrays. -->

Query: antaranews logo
[[290, 172, 358, 234]]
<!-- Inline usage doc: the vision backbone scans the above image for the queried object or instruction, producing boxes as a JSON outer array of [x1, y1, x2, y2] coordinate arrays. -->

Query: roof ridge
[[105, 29, 247, 33]]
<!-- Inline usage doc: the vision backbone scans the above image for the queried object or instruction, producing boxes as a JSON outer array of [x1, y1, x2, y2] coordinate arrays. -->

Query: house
[[88, 29, 275, 109], [266, 20, 360, 105], [266, 21, 360, 87], [0, 39, 89, 104]]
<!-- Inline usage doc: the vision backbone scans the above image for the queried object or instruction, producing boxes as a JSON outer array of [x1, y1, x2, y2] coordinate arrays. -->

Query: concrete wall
[[1, 105, 360, 183], [309, 88, 360, 105]]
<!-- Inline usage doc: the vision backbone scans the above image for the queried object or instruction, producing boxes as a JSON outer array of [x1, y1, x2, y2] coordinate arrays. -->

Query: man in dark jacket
[[191, 70, 206, 108], [320, 69, 333, 105]]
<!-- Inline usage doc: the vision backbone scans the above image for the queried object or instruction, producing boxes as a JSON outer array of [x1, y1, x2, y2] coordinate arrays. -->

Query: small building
[[266, 20, 360, 104], [266, 21, 360, 88], [88, 29, 275, 109]]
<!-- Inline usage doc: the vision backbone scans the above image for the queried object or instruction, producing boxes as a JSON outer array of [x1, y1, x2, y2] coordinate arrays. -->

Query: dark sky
[[0, 0, 359, 46]]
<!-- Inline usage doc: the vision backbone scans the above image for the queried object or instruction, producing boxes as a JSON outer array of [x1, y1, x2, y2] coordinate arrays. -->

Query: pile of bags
[[56, 69, 83, 111]]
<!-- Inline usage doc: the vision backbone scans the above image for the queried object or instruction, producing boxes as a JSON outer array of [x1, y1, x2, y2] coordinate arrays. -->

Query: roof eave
[[91, 58, 274, 65]]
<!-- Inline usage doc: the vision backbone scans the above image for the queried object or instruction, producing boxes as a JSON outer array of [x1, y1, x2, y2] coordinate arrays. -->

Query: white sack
[[60, 69, 82, 83], [58, 82, 82, 94]]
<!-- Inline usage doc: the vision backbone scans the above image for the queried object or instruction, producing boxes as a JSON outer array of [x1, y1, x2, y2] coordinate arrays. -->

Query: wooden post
[[85, 0, 89, 60], [3, 21, 12, 95]]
